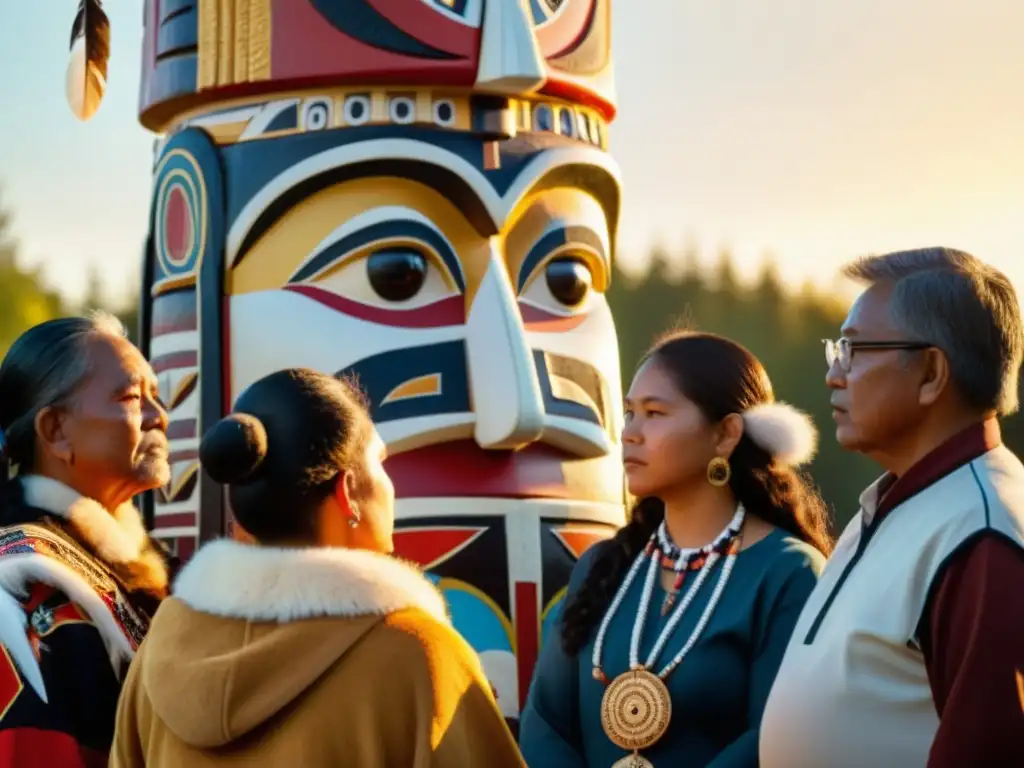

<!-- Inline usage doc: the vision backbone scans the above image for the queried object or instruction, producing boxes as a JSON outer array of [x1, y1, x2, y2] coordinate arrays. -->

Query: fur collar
[[174, 539, 450, 625], [20, 475, 168, 597]]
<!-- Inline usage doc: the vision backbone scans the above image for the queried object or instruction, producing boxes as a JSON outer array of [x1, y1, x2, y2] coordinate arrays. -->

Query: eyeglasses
[[823, 338, 932, 372]]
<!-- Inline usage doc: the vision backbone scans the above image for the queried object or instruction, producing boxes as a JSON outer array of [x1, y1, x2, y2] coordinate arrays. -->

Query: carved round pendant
[[600, 668, 672, 752], [611, 753, 656, 768]]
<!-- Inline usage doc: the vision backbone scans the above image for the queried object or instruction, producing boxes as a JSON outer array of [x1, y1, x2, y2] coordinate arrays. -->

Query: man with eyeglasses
[[760, 247, 1024, 768]]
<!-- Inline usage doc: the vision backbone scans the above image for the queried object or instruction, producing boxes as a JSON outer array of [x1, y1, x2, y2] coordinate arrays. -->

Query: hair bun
[[199, 413, 269, 485], [742, 402, 819, 466]]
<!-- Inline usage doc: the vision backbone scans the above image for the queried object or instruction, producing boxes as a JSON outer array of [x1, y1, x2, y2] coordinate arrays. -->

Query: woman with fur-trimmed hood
[[111, 368, 525, 767], [0, 314, 174, 766]]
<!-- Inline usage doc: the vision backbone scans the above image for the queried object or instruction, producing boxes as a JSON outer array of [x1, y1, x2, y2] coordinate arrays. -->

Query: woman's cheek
[[646, 421, 679, 458], [653, 420, 703, 480]]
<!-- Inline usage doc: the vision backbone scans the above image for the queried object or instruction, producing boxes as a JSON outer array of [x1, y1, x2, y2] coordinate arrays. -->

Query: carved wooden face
[[218, 110, 625, 502]]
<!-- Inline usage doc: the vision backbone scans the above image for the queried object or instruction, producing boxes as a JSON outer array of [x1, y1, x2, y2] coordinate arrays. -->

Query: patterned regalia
[[0, 476, 172, 765]]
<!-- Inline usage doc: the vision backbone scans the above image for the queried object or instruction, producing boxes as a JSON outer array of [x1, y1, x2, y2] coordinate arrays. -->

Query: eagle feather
[[65, 0, 111, 121]]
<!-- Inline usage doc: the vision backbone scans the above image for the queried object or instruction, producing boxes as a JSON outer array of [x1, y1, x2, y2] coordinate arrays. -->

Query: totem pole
[[65, 0, 625, 722]]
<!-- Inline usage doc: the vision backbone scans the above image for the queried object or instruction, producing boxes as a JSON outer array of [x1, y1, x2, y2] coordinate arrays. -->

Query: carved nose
[[465, 243, 545, 449], [475, 0, 546, 94]]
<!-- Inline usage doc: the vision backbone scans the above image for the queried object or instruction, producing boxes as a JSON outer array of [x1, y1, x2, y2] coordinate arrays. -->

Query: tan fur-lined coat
[[111, 539, 526, 767]]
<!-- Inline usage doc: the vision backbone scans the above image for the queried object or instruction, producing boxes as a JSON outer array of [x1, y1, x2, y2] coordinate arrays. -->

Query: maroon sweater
[[873, 420, 1024, 766]]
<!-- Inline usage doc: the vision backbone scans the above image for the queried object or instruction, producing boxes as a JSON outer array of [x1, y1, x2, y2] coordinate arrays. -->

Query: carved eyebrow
[[228, 139, 621, 269], [516, 225, 608, 292], [230, 156, 499, 268], [288, 219, 466, 291]]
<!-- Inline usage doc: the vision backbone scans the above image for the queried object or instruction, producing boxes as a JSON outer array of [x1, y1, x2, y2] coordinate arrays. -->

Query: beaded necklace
[[655, 511, 744, 615], [592, 505, 746, 767]]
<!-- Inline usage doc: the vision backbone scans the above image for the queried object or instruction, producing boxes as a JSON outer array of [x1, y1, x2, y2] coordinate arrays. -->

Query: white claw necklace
[[592, 505, 746, 768]]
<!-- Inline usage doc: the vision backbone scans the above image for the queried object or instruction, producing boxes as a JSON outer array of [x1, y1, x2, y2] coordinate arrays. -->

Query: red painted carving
[[514, 581, 539, 711], [552, 527, 610, 559], [392, 526, 485, 570], [164, 186, 191, 264], [385, 440, 615, 501], [364, 0, 478, 56], [271, 0, 474, 86]]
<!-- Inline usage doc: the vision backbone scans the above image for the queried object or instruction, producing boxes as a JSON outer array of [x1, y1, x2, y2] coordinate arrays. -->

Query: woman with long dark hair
[[0, 313, 174, 766], [520, 331, 831, 767], [111, 368, 524, 767]]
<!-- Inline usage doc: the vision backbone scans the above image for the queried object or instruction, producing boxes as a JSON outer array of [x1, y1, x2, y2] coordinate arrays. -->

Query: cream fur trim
[[174, 539, 451, 625], [743, 402, 819, 466], [0, 554, 135, 691], [20, 475, 168, 595]]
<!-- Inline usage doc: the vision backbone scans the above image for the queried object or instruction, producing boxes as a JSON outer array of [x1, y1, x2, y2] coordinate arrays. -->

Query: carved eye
[[303, 98, 332, 131], [307, 240, 458, 312], [545, 257, 593, 308], [532, 0, 566, 24], [367, 248, 429, 302]]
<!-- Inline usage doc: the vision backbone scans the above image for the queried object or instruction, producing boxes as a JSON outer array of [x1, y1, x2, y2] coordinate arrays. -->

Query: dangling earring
[[348, 514, 360, 529], [707, 456, 731, 487]]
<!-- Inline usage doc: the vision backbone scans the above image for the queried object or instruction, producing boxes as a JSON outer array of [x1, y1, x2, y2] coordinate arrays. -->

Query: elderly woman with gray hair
[[0, 313, 173, 767]]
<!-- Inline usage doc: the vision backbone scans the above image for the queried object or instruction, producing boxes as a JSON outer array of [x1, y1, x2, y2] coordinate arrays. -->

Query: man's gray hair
[[0, 311, 129, 474], [843, 247, 1023, 416]]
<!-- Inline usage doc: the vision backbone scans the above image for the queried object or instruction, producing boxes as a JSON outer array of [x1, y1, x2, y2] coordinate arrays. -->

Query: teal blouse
[[520, 529, 824, 767]]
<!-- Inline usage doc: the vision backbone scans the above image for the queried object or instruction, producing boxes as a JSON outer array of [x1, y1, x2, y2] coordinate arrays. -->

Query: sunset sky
[[1, 0, 1021, 304]]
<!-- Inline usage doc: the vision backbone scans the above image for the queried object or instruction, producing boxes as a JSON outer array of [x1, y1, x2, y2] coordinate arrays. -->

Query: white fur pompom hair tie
[[742, 403, 819, 466]]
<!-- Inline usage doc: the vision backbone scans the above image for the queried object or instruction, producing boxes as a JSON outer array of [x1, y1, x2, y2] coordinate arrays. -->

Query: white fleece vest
[[759, 445, 1024, 768]]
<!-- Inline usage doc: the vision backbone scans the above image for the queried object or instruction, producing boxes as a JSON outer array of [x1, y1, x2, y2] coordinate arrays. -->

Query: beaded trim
[[592, 505, 746, 684]]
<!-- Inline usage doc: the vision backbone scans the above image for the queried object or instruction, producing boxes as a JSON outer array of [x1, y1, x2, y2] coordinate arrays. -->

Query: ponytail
[[727, 436, 833, 557]]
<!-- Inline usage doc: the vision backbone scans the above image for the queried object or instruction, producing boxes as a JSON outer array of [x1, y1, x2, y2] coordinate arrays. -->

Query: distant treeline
[[608, 248, 1024, 530]]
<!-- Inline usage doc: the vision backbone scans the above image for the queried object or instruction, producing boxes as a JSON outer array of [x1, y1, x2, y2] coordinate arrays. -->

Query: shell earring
[[707, 457, 731, 487]]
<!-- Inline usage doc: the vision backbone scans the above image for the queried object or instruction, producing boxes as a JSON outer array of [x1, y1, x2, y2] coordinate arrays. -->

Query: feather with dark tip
[[65, 0, 111, 121]]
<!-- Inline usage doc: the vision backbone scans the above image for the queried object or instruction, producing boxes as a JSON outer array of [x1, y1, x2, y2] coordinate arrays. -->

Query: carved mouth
[[385, 439, 620, 502]]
